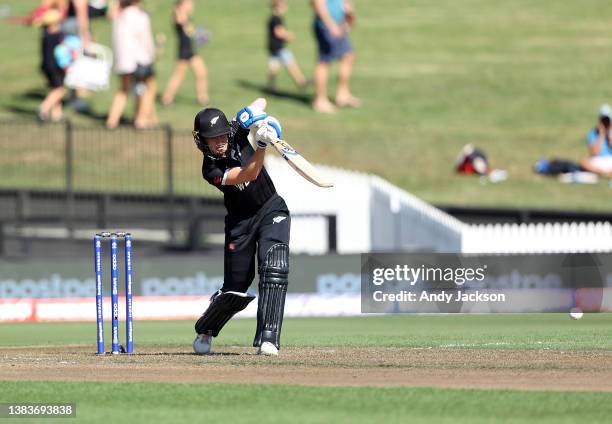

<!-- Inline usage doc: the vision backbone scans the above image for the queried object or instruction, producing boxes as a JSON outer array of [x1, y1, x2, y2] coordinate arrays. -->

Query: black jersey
[[202, 123, 277, 219], [267, 15, 284, 54]]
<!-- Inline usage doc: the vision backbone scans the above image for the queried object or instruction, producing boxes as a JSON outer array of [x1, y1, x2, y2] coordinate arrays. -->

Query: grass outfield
[[2, 1, 612, 209], [1, 314, 611, 350], [1, 381, 612, 424], [2, 315, 612, 423]]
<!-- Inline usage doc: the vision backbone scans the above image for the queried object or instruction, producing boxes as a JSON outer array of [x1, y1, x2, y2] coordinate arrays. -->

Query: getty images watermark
[[361, 253, 611, 313], [370, 263, 506, 303]]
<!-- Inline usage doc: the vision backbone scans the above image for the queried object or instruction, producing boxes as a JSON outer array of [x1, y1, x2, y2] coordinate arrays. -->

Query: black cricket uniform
[[202, 122, 290, 293], [267, 15, 284, 55]]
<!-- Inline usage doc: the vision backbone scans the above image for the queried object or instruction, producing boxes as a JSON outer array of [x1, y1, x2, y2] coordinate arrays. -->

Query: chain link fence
[[0, 120, 219, 198]]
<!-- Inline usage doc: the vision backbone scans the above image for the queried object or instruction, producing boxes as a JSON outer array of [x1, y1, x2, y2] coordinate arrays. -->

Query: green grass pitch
[[1, 381, 612, 424], [1, 315, 612, 423], [2, 314, 612, 350]]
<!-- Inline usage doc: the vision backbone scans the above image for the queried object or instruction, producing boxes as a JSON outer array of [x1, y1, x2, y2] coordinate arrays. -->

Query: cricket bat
[[269, 139, 334, 188], [245, 97, 333, 188]]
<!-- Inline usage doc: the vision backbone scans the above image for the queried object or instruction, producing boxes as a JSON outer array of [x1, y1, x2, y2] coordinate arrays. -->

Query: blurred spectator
[[36, 0, 68, 122], [62, 1, 109, 112], [106, 0, 157, 129], [161, 0, 209, 106], [455, 144, 508, 183], [8, 0, 65, 25], [266, 0, 308, 92], [580, 104, 612, 177], [61, 0, 92, 46], [311, 0, 360, 113]]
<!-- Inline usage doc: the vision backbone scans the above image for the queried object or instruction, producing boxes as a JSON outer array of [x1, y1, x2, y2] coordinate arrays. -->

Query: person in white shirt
[[106, 0, 157, 129]]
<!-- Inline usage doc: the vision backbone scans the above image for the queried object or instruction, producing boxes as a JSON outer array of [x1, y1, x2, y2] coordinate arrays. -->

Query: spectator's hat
[[599, 104, 612, 119]]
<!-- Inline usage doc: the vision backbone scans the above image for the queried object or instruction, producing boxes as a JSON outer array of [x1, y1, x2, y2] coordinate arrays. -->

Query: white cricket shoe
[[193, 334, 212, 354], [258, 341, 279, 356]]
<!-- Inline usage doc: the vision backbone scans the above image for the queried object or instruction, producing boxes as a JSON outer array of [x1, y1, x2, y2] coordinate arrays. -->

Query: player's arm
[[224, 148, 267, 185], [203, 149, 265, 188], [224, 115, 283, 185]]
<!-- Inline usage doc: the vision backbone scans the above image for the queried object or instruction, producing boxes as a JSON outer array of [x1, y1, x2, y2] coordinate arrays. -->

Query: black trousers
[[222, 194, 290, 293]]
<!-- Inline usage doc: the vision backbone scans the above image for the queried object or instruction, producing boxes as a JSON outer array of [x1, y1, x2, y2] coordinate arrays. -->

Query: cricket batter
[[192, 98, 290, 356]]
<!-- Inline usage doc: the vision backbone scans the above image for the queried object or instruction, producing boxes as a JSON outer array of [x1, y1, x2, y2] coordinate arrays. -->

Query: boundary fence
[[0, 119, 218, 197]]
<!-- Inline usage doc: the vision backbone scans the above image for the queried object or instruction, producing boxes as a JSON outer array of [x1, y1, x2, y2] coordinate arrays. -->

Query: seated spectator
[[455, 144, 508, 183], [580, 104, 612, 177]]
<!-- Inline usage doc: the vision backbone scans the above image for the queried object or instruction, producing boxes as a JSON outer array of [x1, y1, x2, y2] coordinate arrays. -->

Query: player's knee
[[259, 243, 289, 284]]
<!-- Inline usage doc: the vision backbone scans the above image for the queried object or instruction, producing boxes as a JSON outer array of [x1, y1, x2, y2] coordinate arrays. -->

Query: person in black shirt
[[36, 2, 67, 122], [267, 0, 307, 92], [161, 0, 209, 106], [192, 98, 290, 356]]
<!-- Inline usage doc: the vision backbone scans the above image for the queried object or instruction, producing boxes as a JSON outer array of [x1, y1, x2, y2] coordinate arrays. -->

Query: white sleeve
[[221, 169, 229, 185]]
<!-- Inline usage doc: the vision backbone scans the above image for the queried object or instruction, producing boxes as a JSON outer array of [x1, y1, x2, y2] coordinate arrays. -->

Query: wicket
[[94, 232, 134, 355]]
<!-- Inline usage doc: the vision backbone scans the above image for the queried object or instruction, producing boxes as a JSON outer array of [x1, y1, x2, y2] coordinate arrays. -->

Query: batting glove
[[236, 106, 267, 129], [255, 117, 282, 149]]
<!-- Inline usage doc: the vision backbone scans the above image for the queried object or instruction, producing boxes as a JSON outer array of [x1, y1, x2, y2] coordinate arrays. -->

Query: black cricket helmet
[[193, 108, 231, 156]]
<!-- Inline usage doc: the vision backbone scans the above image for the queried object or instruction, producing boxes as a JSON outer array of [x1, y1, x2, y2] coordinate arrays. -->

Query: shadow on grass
[[3, 104, 38, 118], [15, 88, 46, 102], [237, 79, 312, 106], [7, 87, 110, 123], [73, 106, 108, 123], [4, 103, 111, 125], [163, 94, 205, 107]]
